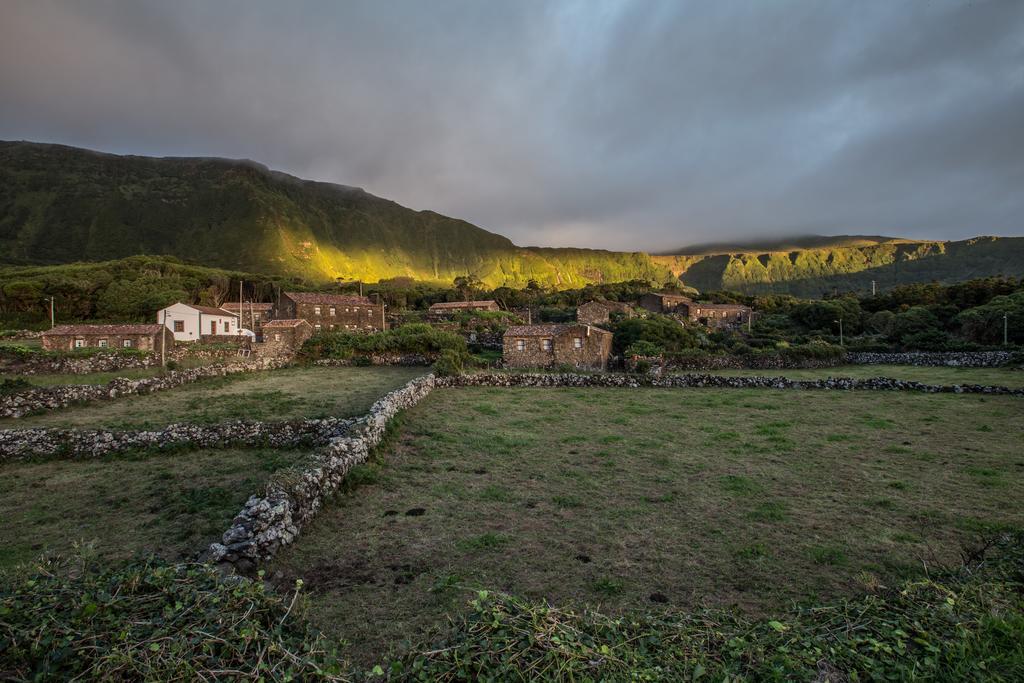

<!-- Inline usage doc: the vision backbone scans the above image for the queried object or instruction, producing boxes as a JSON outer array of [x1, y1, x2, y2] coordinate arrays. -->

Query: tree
[[453, 275, 484, 301], [957, 291, 1024, 345]]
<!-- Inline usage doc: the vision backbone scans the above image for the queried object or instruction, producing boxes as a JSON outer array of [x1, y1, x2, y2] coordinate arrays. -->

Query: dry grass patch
[[699, 364, 1024, 387]]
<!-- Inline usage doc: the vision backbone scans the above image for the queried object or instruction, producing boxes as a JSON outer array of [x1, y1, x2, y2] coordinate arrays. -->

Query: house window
[[123, 339, 133, 348], [274, 333, 281, 341], [173, 320, 184, 333], [314, 306, 321, 315], [254, 312, 261, 320], [97, 339, 108, 348], [329, 306, 336, 316], [225, 321, 231, 332], [573, 337, 583, 349], [541, 339, 552, 351], [330, 324, 335, 329], [515, 339, 525, 351], [315, 324, 322, 331], [210, 320, 217, 334], [74, 339, 84, 348]]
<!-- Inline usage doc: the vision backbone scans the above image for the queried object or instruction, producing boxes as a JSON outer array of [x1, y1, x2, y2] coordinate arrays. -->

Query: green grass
[[0, 365, 425, 429], [0, 448, 304, 572], [0, 358, 217, 387], [695, 364, 1024, 387], [269, 386, 1024, 665]]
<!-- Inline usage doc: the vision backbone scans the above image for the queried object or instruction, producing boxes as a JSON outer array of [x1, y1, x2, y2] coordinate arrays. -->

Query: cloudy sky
[[1, 0, 1022, 252]]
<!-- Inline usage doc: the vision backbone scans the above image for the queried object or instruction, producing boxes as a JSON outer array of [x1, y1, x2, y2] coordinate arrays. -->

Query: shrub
[[433, 348, 467, 376], [0, 377, 33, 396], [298, 323, 467, 361], [0, 554, 345, 681]]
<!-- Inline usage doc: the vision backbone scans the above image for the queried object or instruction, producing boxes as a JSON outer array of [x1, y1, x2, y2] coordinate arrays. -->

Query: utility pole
[[1005, 313, 1009, 346], [48, 296, 55, 328], [871, 280, 876, 297], [834, 318, 844, 346], [237, 278, 243, 335], [161, 310, 168, 367]]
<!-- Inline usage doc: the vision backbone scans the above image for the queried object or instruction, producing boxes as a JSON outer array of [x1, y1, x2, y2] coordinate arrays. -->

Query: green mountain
[[1, 140, 1021, 297], [0, 141, 669, 289], [652, 236, 1024, 297]]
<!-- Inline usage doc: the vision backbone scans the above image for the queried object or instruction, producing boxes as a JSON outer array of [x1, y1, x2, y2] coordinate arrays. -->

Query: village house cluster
[[39, 287, 753, 370]]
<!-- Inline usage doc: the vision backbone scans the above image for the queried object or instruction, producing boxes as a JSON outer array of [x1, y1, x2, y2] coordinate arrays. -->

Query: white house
[[157, 303, 239, 342]]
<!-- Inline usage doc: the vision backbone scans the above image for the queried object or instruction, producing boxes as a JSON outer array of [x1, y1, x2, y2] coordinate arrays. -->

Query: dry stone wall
[[439, 372, 1024, 395], [845, 351, 1017, 367], [0, 416, 354, 461], [313, 353, 436, 367], [209, 374, 437, 570], [0, 358, 288, 418]]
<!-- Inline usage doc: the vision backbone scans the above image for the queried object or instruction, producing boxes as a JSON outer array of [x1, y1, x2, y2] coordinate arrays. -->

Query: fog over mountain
[[1, 0, 1022, 251]]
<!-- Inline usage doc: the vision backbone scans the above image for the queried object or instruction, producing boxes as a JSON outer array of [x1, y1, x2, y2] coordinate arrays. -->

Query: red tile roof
[[428, 300, 499, 311], [221, 302, 274, 311], [44, 324, 165, 336], [504, 324, 612, 338], [262, 319, 311, 329], [284, 292, 375, 305], [177, 303, 236, 316]]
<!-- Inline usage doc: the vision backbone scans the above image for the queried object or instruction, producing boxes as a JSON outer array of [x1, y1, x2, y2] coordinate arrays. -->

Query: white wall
[[157, 303, 238, 342]]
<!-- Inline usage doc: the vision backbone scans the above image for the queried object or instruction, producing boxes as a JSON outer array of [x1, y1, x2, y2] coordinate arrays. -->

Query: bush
[[433, 348, 467, 376], [613, 315, 699, 355], [0, 377, 33, 396], [298, 323, 467, 361], [0, 554, 345, 681], [623, 340, 663, 357]]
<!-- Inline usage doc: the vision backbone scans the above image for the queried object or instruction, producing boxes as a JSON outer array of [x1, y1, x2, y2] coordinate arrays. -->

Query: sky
[[1, 0, 1022, 252]]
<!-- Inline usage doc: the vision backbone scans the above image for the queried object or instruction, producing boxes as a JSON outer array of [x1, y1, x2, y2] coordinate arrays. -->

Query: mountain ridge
[[1, 140, 1021, 295]]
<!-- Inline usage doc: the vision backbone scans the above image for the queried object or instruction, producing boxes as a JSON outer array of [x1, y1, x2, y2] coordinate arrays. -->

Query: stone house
[[221, 302, 274, 338], [638, 293, 751, 329], [42, 324, 173, 353], [275, 292, 384, 333], [576, 300, 634, 325], [260, 319, 313, 356], [157, 303, 239, 342], [638, 292, 696, 314], [684, 303, 752, 329], [502, 323, 613, 370], [427, 300, 500, 320]]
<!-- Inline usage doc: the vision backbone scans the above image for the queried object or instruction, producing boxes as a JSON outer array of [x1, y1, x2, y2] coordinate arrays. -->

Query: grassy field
[[270, 385, 1024, 666], [2, 367, 166, 386], [0, 365, 425, 429], [0, 447, 305, 572], [693, 364, 1024, 387]]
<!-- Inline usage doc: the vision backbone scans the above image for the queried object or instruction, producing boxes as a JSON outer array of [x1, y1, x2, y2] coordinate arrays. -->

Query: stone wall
[[439, 371, 1024, 396], [313, 353, 436, 367], [209, 374, 437, 570], [0, 416, 354, 461], [0, 358, 288, 418], [634, 353, 844, 372], [845, 351, 1017, 367]]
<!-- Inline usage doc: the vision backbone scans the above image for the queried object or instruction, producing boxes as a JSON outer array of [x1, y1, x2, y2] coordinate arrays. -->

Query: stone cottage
[[221, 302, 274, 338], [576, 300, 634, 325], [42, 324, 173, 353], [502, 323, 613, 370], [427, 300, 500, 320], [260, 319, 313, 356], [638, 293, 751, 329], [275, 292, 384, 333]]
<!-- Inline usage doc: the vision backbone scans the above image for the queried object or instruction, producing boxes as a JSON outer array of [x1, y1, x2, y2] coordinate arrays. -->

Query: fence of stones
[[313, 353, 437, 367], [844, 351, 1017, 367], [438, 371, 1024, 395], [0, 357, 288, 418], [209, 374, 437, 570], [0, 345, 251, 375], [0, 416, 355, 462]]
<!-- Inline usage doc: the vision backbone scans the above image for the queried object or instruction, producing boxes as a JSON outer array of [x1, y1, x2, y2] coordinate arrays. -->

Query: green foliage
[[613, 315, 699, 355], [0, 554, 345, 681], [433, 348, 467, 377], [95, 278, 189, 320], [394, 534, 1024, 681], [0, 376, 32, 395], [958, 291, 1024, 345], [298, 324, 468, 361]]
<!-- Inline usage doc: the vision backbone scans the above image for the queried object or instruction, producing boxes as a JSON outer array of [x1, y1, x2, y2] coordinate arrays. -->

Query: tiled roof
[[504, 324, 567, 337], [175, 303, 236, 316], [428, 300, 499, 310], [220, 302, 274, 311], [44, 324, 165, 336], [284, 292, 375, 305], [579, 300, 632, 310], [263, 319, 311, 328], [691, 303, 751, 311], [652, 292, 694, 302]]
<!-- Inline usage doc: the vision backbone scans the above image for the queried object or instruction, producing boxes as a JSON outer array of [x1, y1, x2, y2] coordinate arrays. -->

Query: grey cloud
[[0, 0, 1021, 252]]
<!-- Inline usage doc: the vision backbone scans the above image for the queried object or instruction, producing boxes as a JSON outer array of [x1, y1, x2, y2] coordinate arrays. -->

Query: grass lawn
[[0, 366, 425, 429], [694, 364, 1024, 387], [269, 385, 1024, 666], [2, 367, 166, 386], [0, 447, 304, 573]]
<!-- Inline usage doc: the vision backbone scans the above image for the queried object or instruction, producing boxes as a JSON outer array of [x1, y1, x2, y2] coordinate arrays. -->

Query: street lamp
[[834, 318, 844, 347]]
